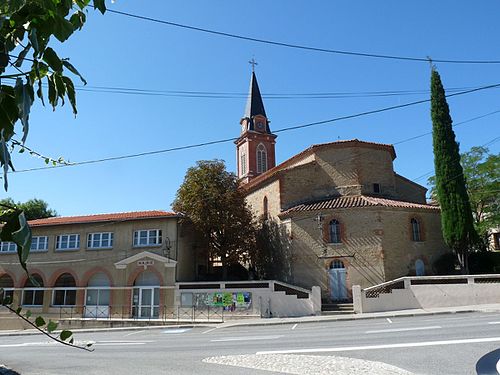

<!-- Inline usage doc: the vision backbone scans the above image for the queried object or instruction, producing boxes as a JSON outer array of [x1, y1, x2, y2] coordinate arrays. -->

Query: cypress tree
[[430, 68, 478, 272]]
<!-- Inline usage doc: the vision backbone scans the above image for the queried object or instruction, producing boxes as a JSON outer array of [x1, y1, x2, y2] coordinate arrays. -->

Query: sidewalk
[[1, 303, 499, 337]]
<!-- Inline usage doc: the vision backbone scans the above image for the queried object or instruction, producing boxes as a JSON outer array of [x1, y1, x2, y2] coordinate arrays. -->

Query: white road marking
[[162, 328, 191, 334], [366, 325, 441, 334], [124, 330, 146, 337], [292, 324, 298, 330], [202, 327, 217, 334], [211, 335, 283, 342], [256, 336, 500, 355], [0, 340, 151, 348], [94, 342, 148, 346], [386, 318, 393, 324], [488, 321, 500, 325]]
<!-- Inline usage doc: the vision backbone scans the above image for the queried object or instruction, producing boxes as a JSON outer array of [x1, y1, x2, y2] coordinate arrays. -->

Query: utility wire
[[105, 8, 500, 65], [9, 82, 500, 175]]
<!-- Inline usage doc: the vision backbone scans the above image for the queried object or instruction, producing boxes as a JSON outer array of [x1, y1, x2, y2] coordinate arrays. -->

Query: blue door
[[328, 260, 347, 301]]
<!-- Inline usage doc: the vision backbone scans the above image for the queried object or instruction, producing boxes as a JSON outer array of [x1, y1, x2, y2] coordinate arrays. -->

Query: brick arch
[[324, 257, 352, 300], [0, 270, 16, 287], [81, 267, 114, 287], [48, 269, 80, 287], [19, 269, 48, 287], [127, 266, 164, 287], [322, 216, 346, 244]]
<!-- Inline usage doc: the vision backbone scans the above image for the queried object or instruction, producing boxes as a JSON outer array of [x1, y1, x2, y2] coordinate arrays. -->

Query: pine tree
[[430, 68, 478, 272]]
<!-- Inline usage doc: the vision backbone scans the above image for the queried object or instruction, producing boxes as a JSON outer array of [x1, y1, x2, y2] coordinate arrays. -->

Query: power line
[[9, 82, 500, 175], [74, 85, 477, 100], [414, 135, 500, 184], [105, 8, 500, 65]]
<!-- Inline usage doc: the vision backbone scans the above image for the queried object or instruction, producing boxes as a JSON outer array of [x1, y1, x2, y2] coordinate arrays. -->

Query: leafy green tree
[[430, 68, 478, 272], [429, 146, 499, 251], [0, 197, 57, 220], [172, 160, 256, 279], [253, 218, 291, 282]]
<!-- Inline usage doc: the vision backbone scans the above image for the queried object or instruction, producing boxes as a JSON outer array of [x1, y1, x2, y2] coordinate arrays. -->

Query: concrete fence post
[[311, 286, 321, 315], [352, 285, 362, 313], [403, 278, 411, 289]]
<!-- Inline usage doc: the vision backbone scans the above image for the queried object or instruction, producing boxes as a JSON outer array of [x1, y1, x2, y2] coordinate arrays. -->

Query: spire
[[244, 71, 267, 120]]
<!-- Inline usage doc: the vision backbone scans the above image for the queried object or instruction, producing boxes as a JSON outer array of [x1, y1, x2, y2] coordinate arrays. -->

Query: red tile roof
[[29, 210, 177, 227], [280, 195, 439, 217], [242, 139, 396, 192]]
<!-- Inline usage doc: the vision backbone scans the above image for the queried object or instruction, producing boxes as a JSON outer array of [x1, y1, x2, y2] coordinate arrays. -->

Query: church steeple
[[235, 65, 277, 183]]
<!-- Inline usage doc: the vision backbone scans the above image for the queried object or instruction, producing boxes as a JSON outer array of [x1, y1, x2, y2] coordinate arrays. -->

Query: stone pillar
[[352, 285, 362, 313]]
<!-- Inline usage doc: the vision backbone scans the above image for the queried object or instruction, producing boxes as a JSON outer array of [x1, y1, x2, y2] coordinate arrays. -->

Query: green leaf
[[75, 0, 91, 10], [53, 15, 74, 42], [60, 330, 72, 341], [28, 28, 39, 56], [15, 307, 22, 314], [0, 130, 12, 190], [25, 310, 32, 318], [0, 40, 9, 74], [43, 47, 63, 72], [54, 74, 66, 105], [2, 296, 12, 305], [47, 74, 58, 109], [12, 211, 32, 269], [93, 0, 106, 14], [70, 11, 86, 31], [35, 316, 46, 327], [47, 320, 58, 333], [13, 43, 31, 68], [62, 76, 77, 116], [14, 78, 34, 143], [62, 60, 87, 85]]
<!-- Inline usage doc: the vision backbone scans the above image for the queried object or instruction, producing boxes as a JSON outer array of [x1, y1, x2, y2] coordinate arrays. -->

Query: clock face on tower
[[256, 122, 264, 131]]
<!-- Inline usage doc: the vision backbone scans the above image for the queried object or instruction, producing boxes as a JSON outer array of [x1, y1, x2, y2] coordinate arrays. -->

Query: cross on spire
[[248, 58, 258, 72]]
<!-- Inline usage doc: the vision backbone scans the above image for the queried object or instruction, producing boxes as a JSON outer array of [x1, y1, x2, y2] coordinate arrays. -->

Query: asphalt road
[[1, 311, 500, 374]]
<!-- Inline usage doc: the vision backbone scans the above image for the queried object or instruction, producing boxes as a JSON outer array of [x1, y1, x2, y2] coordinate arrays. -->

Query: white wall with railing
[[353, 274, 500, 313]]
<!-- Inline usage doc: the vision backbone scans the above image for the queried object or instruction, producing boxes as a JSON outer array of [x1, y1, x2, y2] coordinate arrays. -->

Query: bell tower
[[235, 61, 277, 184]]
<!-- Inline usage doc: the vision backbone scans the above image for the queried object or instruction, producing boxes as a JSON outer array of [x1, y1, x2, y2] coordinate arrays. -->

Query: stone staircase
[[321, 301, 354, 315]]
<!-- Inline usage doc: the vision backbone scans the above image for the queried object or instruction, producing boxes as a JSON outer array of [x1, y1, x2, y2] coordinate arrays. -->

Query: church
[[236, 70, 449, 301]]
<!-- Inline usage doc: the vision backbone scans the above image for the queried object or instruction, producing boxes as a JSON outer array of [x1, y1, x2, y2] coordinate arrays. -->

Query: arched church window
[[411, 218, 422, 242], [329, 219, 342, 243], [256, 144, 267, 173], [240, 151, 247, 175]]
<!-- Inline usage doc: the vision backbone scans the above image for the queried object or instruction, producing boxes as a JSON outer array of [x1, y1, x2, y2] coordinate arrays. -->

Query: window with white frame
[[52, 273, 76, 306], [0, 241, 16, 253], [133, 229, 162, 247], [256, 144, 267, 173], [22, 274, 44, 306], [87, 232, 114, 249], [56, 234, 80, 250], [30, 236, 48, 252]]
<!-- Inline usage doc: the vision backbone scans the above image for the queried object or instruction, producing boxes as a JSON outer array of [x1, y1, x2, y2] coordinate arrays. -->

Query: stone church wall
[[381, 209, 448, 280]]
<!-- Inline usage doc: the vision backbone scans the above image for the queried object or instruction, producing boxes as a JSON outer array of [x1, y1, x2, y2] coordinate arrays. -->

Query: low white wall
[[354, 275, 500, 313], [175, 280, 321, 318]]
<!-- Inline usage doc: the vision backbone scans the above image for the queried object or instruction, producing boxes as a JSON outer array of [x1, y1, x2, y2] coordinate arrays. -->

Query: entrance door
[[132, 287, 159, 318], [132, 270, 160, 319], [328, 260, 347, 301]]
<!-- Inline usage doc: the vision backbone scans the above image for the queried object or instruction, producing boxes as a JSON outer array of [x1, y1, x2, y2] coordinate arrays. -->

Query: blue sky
[[4, 1, 500, 216]]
